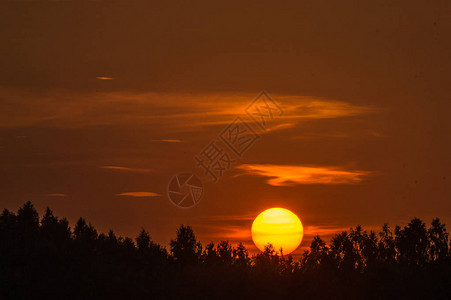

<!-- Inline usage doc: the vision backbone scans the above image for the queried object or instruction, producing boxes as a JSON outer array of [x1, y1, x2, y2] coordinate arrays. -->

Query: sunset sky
[[0, 0, 449, 255]]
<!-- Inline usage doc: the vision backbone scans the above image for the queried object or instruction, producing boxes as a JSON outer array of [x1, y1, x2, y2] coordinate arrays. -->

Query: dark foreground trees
[[1, 202, 450, 299]]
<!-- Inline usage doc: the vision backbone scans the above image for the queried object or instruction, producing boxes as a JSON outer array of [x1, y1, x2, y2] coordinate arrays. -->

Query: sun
[[251, 207, 304, 254]]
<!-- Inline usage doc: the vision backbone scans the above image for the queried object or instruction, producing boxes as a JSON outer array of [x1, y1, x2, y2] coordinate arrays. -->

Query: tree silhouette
[[169, 225, 202, 265], [428, 218, 449, 261], [378, 223, 396, 263], [136, 229, 152, 250], [74, 217, 98, 244], [40, 207, 71, 244], [233, 242, 250, 268], [0, 202, 450, 299], [202, 242, 219, 266], [330, 231, 358, 272], [395, 218, 430, 266], [217, 240, 233, 265], [253, 243, 280, 274], [300, 235, 330, 272]]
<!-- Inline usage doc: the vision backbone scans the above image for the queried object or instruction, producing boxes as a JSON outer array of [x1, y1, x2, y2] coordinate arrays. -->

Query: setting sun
[[251, 208, 304, 254]]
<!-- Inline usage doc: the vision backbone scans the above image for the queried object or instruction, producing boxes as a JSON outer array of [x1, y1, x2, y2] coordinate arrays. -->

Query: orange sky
[[0, 0, 449, 256]]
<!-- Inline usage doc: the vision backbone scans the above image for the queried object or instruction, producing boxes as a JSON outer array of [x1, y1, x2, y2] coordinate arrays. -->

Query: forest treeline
[[1, 202, 450, 299]]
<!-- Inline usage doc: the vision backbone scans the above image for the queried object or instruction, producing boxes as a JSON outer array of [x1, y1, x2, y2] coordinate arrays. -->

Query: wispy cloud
[[304, 225, 350, 237], [291, 132, 352, 140], [193, 213, 382, 255], [96, 76, 114, 80], [300, 224, 381, 250], [281, 97, 378, 120], [192, 214, 257, 250], [235, 164, 370, 186], [200, 214, 256, 222], [200, 225, 252, 240], [265, 122, 296, 132], [151, 139, 182, 143], [194, 220, 365, 255], [116, 192, 161, 197], [100, 166, 152, 173], [47, 193, 66, 197], [0, 88, 377, 131], [193, 223, 253, 251]]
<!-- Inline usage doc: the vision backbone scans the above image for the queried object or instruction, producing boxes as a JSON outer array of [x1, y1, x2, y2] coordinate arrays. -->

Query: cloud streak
[[116, 192, 161, 197], [303, 225, 351, 237], [235, 164, 370, 186], [151, 139, 182, 143], [194, 220, 356, 255], [100, 166, 152, 173], [0, 88, 377, 131], [281, 98, 377, 120], [200, 214, 256, 222]]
